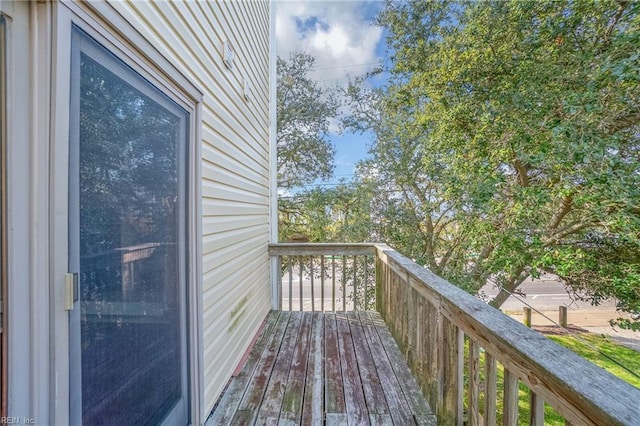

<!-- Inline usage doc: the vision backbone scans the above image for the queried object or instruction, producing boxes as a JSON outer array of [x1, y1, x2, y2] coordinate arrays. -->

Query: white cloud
[[276, 1, 383, 86]]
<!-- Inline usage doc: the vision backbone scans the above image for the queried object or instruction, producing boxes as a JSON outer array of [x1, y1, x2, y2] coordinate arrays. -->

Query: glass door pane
[[69, 29, 188, 425]]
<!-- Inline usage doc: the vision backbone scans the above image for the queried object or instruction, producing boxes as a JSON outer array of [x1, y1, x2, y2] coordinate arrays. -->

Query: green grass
[[548, 333, 640, 388], [472, 332, 639, 425]]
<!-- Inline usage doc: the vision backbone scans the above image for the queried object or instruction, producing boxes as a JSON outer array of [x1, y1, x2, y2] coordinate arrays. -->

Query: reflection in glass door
[[69, 28, 188, 425]]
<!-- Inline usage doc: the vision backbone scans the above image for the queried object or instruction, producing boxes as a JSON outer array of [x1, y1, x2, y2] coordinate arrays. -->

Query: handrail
[[374, 243, 640, 426], [269, 243, 376, 312], [269, 242, 640, 425]]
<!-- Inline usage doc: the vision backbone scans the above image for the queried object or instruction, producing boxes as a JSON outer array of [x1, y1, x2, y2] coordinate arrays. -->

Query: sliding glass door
[[68, 27, 189, 425]]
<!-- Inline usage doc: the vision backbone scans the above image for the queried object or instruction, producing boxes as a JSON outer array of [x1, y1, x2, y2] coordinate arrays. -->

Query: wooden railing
[[269, 243, 640, 425], [269, 243, 376, 311]]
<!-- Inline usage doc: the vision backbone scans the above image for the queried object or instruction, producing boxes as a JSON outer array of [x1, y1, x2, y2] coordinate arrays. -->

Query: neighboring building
[[0, 1, 274, 424]]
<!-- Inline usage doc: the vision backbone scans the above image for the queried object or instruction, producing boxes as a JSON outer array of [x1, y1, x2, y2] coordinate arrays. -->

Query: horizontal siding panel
[[202, 226, 268, 258], [108, 0, 271, 417], [202, 160, 268, 196], [202, 199, 268, 218], [202, 215, 266, 235], [202, 259, 270, 338], [202, 143, 268, 188], [202, 111, 269, 167], [202, 235, 269, 280], [203, 287, 270, 404], [202, 180, 268, 205]]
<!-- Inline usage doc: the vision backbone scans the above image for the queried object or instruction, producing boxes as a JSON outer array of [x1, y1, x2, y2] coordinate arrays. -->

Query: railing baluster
[[288, 256, 293, 311], [298, 255, 303, 311], [468, 339, 480, 426], [529, 390, 544, 426], [364, 256, 369, 310], [320, 255, 325, 312], [353, 255, 358, 310], [503, 369, 519, 426], [342, 256, 346, 312], [440, 316, 463, 425], [484, 353, 497, 426], [427, 301, 440, 411], [332, 256, 336, 312], [310, 256, 315, 312]]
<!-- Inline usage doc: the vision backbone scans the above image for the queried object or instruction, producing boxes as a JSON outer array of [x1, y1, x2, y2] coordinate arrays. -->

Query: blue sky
[[275, 1, 387, 191]]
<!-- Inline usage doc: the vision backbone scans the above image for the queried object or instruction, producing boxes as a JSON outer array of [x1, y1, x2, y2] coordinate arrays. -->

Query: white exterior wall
[[1, 0, 272, 422], [102, 1, 273, 413]]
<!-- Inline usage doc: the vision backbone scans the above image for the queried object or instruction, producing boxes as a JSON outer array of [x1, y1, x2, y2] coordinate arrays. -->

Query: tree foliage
[[277, 52, 339, 189], [343, 0, 640, 322], [279, 181, 376, 243]]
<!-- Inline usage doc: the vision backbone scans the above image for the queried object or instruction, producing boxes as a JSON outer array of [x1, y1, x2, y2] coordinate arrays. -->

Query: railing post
[[523, 307, 532, 327], [559, 306, 568, 328]]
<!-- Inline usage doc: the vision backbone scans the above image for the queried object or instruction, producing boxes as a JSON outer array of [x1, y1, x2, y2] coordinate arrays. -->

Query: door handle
[[65, 273, 79, 310]]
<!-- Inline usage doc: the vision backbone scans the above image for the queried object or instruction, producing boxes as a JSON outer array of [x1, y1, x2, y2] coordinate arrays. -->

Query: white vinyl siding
[[102, 0, 272, 414]]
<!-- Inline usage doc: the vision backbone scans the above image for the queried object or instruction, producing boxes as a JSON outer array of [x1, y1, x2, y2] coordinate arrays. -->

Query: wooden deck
[[207, 311, 436, 425]]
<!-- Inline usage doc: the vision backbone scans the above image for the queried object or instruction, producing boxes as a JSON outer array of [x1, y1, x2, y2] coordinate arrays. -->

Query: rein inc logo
[[1, 418, 35, 425]]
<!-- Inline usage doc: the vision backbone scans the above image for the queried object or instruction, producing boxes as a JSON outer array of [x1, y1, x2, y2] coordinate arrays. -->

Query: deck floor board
[[207, 311, 436, 426]]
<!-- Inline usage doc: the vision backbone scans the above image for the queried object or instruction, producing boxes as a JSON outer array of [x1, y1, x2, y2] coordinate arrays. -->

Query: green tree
[[277, 52, 339, 189], [279, 181, 375, 243], [358, 0, 640, 323]]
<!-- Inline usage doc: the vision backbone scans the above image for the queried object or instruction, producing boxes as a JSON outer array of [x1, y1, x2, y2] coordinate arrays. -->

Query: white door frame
[[47, 2, 204, 424]]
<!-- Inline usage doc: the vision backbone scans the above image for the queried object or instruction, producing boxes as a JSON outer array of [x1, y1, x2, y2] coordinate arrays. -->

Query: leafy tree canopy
[[277, 52, 339, 189], [342, 0, 640, 324]]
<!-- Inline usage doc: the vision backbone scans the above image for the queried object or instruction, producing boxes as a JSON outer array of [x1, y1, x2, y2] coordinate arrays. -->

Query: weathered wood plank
[[320, 256, 325, 312], [468, 339, 480, 426], [324, 313, 346, 415], [363, 256, 370, 310], [207, 311, 280, 425], [347, 312, 390, 416], [211, 309, 435, 425], [484, 353, 497, 426], [287, 257, 293, 311], [369, 413, 394, 426], [353, 255, 358, 310], [255, 312, 302, 422], [359, 312, 416, 425], [426, 300, 441, 413], [301, 312, 324, 425], [529, 390, 545, 426], [440, 316, 463, 426], [332, 256, 337, 312], [298, 256, 303, 311], [233, 312, 290, 423], [279, 312, 312, 424], [342, 256, 347, 312], [503, 369, 519, 426], [269, 243, 376, 257], [310, 257, 315, 312], [325, 413, 349, 425], [368, 311, 435, 419], [335, 313, 368, 424]]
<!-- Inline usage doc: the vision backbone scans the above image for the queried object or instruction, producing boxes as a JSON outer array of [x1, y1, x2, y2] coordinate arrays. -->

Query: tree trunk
[[489, 268, 528, 308], [489, 288, 512, 308]]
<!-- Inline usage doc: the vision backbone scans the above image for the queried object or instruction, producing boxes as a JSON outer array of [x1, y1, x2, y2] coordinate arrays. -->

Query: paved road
[[479, 274, 617, 312], [479, 275, 640, 352]]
